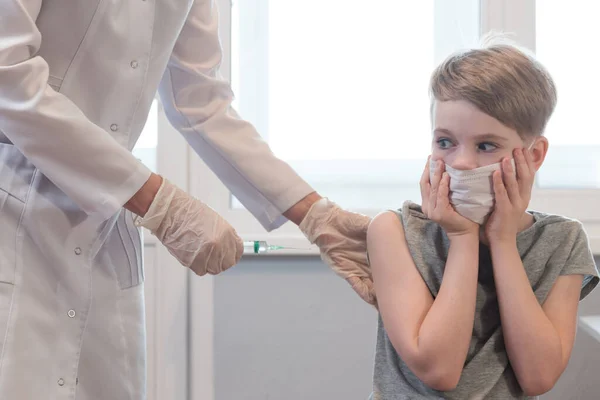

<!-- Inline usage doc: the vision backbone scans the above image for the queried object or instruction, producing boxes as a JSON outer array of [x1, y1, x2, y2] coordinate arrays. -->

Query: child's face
[[431, 100, 541, 170]]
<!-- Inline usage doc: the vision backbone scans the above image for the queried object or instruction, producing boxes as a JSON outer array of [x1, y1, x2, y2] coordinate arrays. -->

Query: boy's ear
[[530, 136, 549, 171]]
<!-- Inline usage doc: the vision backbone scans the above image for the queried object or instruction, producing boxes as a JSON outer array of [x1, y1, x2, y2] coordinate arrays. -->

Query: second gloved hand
[[299, 198, 375, 306], [134, 177, 243, 275]]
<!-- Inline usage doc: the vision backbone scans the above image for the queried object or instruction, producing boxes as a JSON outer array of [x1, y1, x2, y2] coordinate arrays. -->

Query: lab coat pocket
[[0, 143, 35, 286], [112, 210, 144, 289]]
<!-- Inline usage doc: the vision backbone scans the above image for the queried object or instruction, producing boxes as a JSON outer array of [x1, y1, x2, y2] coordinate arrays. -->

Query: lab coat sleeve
[[0, 0, 151, 221], [158, 0, 315, 231]]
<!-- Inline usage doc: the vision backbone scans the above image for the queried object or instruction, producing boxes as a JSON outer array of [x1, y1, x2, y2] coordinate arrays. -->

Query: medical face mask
[[429, 159, 515, 225]]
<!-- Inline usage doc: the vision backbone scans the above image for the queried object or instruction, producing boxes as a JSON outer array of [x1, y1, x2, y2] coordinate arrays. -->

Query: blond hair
[[430, 33, 557, 138]]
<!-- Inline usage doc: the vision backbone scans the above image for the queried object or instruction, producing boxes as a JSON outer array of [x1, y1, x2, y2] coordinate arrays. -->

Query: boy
[[367, 38, 599, 399]]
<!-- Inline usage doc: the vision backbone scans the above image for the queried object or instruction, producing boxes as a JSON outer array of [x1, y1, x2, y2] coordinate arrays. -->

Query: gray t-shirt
[[370, 201, 599, 400]]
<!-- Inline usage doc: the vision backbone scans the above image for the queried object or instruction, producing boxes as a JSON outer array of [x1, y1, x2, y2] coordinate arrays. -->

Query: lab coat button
[[68, 309, 76, 318], [58, 378, 65, 386], [110, 124, 119, 132], [74, 247, 82, 255], [130, 60, 139, 69]]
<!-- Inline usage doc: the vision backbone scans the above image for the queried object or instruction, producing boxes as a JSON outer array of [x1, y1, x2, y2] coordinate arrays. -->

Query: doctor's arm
[[0, 0, 153, 220], [0, 0, 241, 275], [158, 0, 375, 304]]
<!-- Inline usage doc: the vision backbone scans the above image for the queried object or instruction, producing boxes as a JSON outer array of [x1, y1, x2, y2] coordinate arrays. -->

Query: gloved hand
[[134, 177, 243, 276], [299, 198, 376, 306]]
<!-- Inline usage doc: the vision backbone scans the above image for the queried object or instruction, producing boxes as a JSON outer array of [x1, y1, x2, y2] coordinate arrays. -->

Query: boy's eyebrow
[[476, 133, 510, 142], [433, 128, 455, 137], [433, 128, 509, 142]]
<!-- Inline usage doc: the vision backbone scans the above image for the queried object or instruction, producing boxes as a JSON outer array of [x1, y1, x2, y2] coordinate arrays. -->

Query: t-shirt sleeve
[[560, 222, 599, 300]]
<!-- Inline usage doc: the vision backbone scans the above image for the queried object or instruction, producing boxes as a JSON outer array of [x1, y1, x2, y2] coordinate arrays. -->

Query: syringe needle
[[267, 245, 311, 251]]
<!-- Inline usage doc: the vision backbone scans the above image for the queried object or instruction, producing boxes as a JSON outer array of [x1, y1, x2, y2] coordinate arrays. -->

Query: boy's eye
[[436, 138, 453, 149], [477, 142, 498, 151]]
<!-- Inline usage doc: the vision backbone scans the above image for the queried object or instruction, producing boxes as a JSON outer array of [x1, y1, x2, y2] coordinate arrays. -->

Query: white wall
[[213, 256, 377, 400]]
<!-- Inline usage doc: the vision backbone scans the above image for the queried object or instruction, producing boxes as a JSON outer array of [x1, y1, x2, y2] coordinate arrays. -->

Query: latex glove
[[134, 178, 243, 275], [299, 198, 375, 306]]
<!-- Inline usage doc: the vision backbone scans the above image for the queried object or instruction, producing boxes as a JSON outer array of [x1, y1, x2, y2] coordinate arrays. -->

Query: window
[[203, 0, 600, 252], [535, 1, 600, 189], [230, 0, 480, 211]]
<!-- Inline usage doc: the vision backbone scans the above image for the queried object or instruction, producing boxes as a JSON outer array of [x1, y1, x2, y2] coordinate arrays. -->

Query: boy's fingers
[[430, 160, 443, 190], [420, 156, 432, 212], [437, 172, 451, 208], [429, 160, 444, 213], [515, 148, 534, 195], [502, 158, 520, 204], [514, 148, 530, 181], [493, 170, 509, 208]]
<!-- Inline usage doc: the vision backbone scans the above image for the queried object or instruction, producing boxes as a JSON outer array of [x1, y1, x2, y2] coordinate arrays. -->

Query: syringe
[[243, 240, 302, 254]]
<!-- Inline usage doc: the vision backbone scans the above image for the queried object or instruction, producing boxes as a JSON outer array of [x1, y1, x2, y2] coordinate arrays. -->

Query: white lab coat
[[0, 0, 313, 398]]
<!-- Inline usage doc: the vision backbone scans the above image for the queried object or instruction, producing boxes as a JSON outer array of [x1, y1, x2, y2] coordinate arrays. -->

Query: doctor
[[0, 0, 374, 399]]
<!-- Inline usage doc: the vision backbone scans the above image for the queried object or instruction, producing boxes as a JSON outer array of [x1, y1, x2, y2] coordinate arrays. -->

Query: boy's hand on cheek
[[485, 148, 535, 245], [421, 157, 479, 240]]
